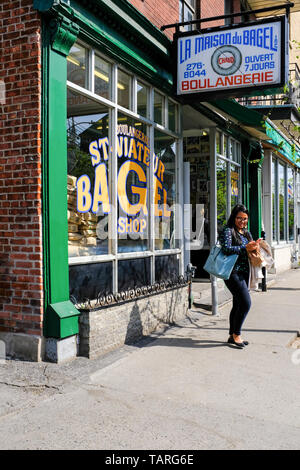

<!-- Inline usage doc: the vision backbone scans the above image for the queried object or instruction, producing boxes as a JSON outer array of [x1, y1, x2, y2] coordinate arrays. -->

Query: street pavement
[[0, 269, 299, 450]]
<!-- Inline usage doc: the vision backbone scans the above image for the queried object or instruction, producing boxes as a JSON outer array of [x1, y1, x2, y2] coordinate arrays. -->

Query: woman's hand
[[246, 241, 258, 252]]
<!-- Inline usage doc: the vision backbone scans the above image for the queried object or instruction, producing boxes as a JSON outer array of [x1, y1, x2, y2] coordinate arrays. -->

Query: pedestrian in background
[[219, 204, 261, 348]]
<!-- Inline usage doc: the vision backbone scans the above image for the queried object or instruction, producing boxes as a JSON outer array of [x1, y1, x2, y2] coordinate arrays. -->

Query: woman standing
[[219, 204, 260, 349]]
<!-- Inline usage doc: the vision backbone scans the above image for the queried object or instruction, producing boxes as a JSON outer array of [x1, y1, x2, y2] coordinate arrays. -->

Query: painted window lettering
[[76, 126, 171, 235]]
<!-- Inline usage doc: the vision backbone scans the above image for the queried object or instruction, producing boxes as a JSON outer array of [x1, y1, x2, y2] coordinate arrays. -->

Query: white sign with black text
[[177, 18, 287, 96]]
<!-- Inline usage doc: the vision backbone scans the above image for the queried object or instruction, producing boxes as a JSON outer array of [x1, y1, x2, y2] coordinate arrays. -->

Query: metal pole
[[261, 230, 267, 292], [210, 128, 218, 316], [186, 263, 196, 308]]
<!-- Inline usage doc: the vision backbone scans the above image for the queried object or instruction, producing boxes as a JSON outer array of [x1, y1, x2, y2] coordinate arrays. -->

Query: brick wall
[[128, 0, 179, 39], [200, 0, 225, 28], [0, 0, 43, 337], [127, 1, 244, 38]]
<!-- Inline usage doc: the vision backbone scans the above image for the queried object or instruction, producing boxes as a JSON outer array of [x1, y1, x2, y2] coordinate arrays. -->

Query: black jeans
[[224, 270, 251, 336]]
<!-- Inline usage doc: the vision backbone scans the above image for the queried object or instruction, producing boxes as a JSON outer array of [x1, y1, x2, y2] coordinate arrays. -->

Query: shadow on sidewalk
[[267, 287, 300, 291], [185, 314, 299, 335], [144, 337, 228, 349], [184, 323, 299, 336]]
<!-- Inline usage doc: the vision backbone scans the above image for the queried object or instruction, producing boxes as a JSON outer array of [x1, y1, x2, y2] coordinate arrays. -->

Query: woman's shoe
[[228, 335, 249, 346], [228, 335, 245, 348]]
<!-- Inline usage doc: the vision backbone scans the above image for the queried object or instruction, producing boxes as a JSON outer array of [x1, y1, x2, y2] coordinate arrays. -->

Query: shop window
[[272, 158, 295, 243], [69, 262, 113, 304], [118, 258, 151, 291], [287, 167, 294, 241], [223, 135, 228, 156], [231, 165, 239, 209], [66, 48, 182, 302], [118, 69, 131, 109], [229, 139, 234, 160], [67, 89, 110, 258], [215, 131, 241, 232], [168, 99, 178, 133], [183, 131, 210, 251], [217, 158, 227, 232], [94, 55, 111, 100], [272, 159, 277, 241], [231, 141, 238, 162], [154, 130, 176, 250], [154, 91, 164, 125], [117, 113, 149, 253], [279, 162, 285, 241], [67, 43, 88, 89], [137, 82, 148, 118], [236, 143, 241, 164], [216, 131, 221, 154], [155, 255, 179, 282]]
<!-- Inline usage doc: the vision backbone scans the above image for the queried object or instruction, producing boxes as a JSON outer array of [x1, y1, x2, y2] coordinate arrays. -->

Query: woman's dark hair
[[226, 204, 252, 245]]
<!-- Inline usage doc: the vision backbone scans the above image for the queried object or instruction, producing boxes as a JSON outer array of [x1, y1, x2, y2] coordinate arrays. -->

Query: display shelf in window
[[67, 174, 99, 258]]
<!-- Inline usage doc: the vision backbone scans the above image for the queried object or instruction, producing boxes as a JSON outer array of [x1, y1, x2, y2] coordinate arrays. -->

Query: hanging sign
[[177, 16, 288, 100]]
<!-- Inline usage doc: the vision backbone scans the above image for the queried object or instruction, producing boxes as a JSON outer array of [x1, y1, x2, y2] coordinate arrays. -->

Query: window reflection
[[217, 158, 227, 233], [272, 159, 277, 241], [154, 91, 164, 125], [67, 89, 109, 257], [67, 44, 88, 89], [231, 165, 239, 209], [94, 55, 110, 100], [288, 167, 294, 241], [168, 99, 177, 132], [279, 163, 285, 240], [117, 113, 149, 253], [118, 70, 131, 109], [154, 130, 176, 250], [137, 82, 148, 118]]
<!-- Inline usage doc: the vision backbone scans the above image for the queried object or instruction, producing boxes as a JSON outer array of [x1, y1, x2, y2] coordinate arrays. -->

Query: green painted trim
[[71, 0, 170, 54], [34, 0, 171, 50], [42, 20, 80, 339], [194, 102, 253, 144], [264, 121, 300, 167], [33, 0, 57, 10], [49, 17, 80, 56], [45, 301, 79, 338], [214, 99, 300, 168], [214, 99, 265, 128]]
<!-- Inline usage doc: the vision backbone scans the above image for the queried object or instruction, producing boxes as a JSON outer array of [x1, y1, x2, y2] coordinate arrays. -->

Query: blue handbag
[[203, 244, 238, 280]]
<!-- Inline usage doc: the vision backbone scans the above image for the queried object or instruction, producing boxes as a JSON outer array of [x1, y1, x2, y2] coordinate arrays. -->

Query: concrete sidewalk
[[0, 269, 299, 450], [191, 272, 276, 311]]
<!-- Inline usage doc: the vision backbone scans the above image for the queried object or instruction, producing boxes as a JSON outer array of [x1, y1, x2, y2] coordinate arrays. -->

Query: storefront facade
[[1, 0, 299, 361], [33, 0, 193, 361], [262, 135, 300, 273], [34, 0, 252, 360]]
